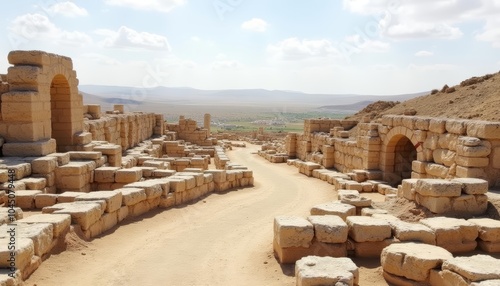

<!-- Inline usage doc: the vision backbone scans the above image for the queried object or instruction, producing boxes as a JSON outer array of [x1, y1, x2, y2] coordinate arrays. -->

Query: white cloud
[[212, 60, 240, 70], [241, 18, 268, 32], [9, 13, 92, 46], [104, 0, 185, 13], [476, 18, 500, 48], [267, 38, 340, 61], [345, 34, 390, 52], [408, 63, 458, 72], [48, 2, 88, 17], [415, 50, 434, 57], [100, 26, 171, 50]]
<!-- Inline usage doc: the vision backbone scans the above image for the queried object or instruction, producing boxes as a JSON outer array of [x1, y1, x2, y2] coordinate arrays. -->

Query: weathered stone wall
[[166, 117, 215, 146], [286, 115, 500, 187]]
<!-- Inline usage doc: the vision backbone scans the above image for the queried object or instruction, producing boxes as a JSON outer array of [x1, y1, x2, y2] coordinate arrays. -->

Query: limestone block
[[122, 181, 162, 199], [429, 118, 447, 134], [360, 208, 388, 216], [94, 167, 120, 183], [446, 119, 467, 135], [383, 271, 429, 286], [471, 280, 500, 286], [456, 155, 489, 167], [433, 149, 456, 166], [420, 217, 478, 253], [15, 190, 43, 209], [469, 218, 500, 242], [43, 202, 102, 230], [114, 167, 143, 183], [17, 213, 71, 238], [117, 206, 129, 222], [401, 179, 418, 201], [75, 191, 122, 213], [458, 136, 482, 147], [307, 215, 348, 244], [57, 191, 83, 203], [346, 216, 392, 242], [415, 194, 452, 213], [47, 152, 70, 166], [165, 178, 186, 193], [411, 161, 427, 174], [8, 50, 51, 66], [477, 241, 500, 253], [456, 166, 487, 179], [351, 238, 394, 258], [389, 220, 435, 244], [274, 216, 314, 248], [100, 212, 118, 233], [0, 223, 53, 257], [68, 151, 102, 161], [451, 194, 488, 216], [31, 157, 58, 174], [452, 178, 488, 195], [55, 161, 96, 176], [381, 242, 453, 282], [20, 177, 46, 190], [443, 255, 500, 282], [0, 237, 34, 272], [415, 179, 461, 197], [310, 202, 356, 221], [34, 194, 57, 209], [492, 147, 500, 169], [467, 121, 500, 139], [170, 175, 196, 189], [204, 170, 226, 183], [424, 164, 450, 178], [295, 256, 358, 286], [457, 143, 492, 157], [128, 200, 149, 217]]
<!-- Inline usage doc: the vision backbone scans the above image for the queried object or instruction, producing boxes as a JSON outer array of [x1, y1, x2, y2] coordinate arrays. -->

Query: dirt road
[[26, 144, 386, 286]]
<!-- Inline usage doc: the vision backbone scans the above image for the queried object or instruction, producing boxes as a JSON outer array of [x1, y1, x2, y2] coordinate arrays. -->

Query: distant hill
[[347, 72, 500, 121], [79, 85, 424, 108]]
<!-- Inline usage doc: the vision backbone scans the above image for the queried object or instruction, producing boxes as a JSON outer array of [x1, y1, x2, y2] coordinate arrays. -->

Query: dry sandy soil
[[26, 144, 388, 286]]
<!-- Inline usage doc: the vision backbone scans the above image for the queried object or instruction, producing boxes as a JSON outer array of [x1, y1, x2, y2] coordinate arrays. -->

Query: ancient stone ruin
[[0, 50, 254, 284]]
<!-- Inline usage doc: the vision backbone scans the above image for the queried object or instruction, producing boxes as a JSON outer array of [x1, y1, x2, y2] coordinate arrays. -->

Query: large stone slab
[[295, 256, 359, 286], [42, 202, 102, 230], [415, 179, 462, 197], [74, 191, 122, 213], [117, 188, 147, 206], [122, 181, 162, 199], [0, 223, 53, 257], [389, 220, 436, 245], [381, 242, 452, 282], [310, 202, 355, 221], [469, 218, 500, 242], [0, 237, 34, 271], [274, 216, 314, 248], [17, 213, 71, 237], [443, 255, 500, 282], [452, 178, 489, 195], [307, 215, 348, 244], [420, 217, 478, 253], [347, 216, 391, 242]]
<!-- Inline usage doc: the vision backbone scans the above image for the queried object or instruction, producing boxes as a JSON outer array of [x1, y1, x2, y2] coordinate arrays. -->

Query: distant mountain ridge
[[79, 85, 425, 108]]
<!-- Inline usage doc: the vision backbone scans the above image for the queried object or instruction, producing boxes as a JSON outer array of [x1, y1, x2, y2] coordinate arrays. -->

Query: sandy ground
[[26, 144, 388, 286]]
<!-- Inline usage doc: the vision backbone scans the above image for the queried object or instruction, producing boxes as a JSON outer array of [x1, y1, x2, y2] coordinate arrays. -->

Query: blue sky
[[1, 0, 499, 95]]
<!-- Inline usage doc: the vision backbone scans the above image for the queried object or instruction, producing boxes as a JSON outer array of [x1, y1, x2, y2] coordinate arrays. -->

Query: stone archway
[[0, 50, 84, 156], [381, 126, 422, 185]]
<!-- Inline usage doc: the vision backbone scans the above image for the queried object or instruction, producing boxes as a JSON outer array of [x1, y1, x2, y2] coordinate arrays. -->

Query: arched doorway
[[50, 74, 73, 152], [393, 135, 417, 182]]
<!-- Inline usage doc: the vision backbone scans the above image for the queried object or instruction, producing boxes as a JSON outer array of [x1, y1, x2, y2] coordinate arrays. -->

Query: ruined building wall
[[166, 117, 215, 146], [286, 115, 500, 187]]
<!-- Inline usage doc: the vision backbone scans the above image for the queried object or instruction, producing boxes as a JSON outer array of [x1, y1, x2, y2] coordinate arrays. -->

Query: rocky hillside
[[347, 72, 500, 122]]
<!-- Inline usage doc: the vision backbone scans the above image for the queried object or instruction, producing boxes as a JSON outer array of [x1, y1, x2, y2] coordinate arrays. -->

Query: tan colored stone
[[43, 202, 102, 230], [381, 242, 453, 282], [469, 218, 500, 242], [452, 178, 489, 195], [346, 216, 391, 242], [467, 121, 500, 139], [34, 194, 57, 209], [310, 202, 356, 221], [295, 256, 358, 286], [351, 238, 394, 258], [114, 167, 143, 183], [94, 167, 120, 183], [307, 215, 348, 244], [415, 179, 461, 197], [17, 213, 71, 238], [274, 216, 314, 248], [420, 217, 478, 253], [122, 181, 162, 199], [443, 255, 500, 282], [0, 223, 53, 256], [0, 237, 34, 272], [456, 155, 489, 167], [74, 190, 122, 213], [389, 220, 435, 244]]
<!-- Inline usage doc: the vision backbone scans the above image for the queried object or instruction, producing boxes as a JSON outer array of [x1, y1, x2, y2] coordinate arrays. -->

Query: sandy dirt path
[[26, 144, 387, 286]]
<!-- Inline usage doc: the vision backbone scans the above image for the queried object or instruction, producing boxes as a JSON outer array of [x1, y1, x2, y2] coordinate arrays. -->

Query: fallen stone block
[[307, 215, 348, 244], [381, 242, 453, 282], [347, 216, 392, 242], [310, 202, 356, 221], [295, 256, 359, 286], [452, 178, 489, 195], [274, 216, 314, 248], [15, 190, 43, 209], [0, 223, 53, 257]]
